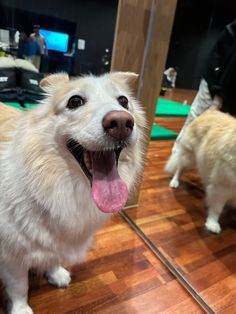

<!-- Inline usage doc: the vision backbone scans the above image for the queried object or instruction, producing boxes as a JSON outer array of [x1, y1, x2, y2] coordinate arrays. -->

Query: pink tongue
[[90, 151, 128, 213]]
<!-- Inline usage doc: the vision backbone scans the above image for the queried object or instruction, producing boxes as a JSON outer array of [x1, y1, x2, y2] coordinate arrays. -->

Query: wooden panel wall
[[111, 0, 152, 74], [112, 0, 177, 207]]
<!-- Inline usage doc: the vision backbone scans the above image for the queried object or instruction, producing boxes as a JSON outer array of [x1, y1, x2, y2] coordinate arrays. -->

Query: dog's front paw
[[47, 266, 71, 288], [169, 178, 179, 188], [205, 218, 221, 234], [11, 304, 34, 314]]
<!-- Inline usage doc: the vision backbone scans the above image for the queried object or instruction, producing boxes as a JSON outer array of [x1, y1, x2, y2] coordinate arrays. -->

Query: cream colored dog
[[0, 72, 146, 314], [165, 110, 236, 234]]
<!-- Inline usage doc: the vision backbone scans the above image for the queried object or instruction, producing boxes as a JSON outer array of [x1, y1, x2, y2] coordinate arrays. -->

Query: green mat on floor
[[24, 103, 37, 109], [156, 98, 190, 117], [3, 102, 37, 110], [4, 102, 24, 110], [151, 124, 177, 140]]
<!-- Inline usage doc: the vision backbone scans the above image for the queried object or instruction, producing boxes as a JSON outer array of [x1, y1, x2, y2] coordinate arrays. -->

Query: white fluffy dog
[[165, 110, 236, 234], [0, 72, 146, 314]]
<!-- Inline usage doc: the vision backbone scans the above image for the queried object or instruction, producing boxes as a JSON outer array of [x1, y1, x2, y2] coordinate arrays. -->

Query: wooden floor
[[160, 88, 197, 104], [125, 88, 236, 313], [0, 214, 202, 314]]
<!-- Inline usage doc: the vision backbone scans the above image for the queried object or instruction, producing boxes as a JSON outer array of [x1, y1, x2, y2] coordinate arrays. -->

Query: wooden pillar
[[112, 0, 177, 207]]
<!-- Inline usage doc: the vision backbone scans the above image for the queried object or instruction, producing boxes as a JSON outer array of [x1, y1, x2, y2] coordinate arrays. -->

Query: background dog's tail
[[165, 152, 180, 175]]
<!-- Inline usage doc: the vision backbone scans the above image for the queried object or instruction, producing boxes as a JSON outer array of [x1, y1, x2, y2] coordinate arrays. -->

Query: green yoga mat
[[156, 98, 190, 117], [4, 102, 24, 110], [3, 102, 37, 110], [151, 124, 177, 140], [24, 103, 37, 109]]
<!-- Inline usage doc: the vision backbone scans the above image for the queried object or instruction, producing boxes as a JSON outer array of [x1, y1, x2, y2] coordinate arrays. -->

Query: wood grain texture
[[111, 0, 152, 74], [111, 0, 152, 207], [126, 89, 236, 313], [0, 215, 202, 313], [112, 0, 177, 207], [160, 89, 197, 105]]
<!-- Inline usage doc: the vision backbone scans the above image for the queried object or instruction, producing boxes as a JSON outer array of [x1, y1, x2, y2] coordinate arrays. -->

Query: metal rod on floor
[[120, 210, 215, 314]]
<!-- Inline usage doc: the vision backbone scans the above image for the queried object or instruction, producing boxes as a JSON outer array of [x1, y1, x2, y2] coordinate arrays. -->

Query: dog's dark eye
[[67, 95, 86, 110], [118, 96, 128, 109]]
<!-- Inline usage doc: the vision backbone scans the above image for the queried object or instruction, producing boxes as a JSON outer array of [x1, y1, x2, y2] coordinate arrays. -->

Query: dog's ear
[[110, 72, 139, 85], [40, 73, 69, 93]]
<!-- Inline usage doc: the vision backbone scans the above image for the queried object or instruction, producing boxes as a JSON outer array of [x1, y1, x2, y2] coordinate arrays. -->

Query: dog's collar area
[[66, 139, 123, 185]]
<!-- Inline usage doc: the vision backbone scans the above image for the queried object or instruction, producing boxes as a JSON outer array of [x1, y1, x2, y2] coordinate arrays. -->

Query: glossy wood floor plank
[[0, 214, 202, 313], [160, 88, 197, 104]]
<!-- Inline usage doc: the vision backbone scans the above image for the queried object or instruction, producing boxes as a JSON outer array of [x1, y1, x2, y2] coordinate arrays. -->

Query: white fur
[[0, 72, 146, 313], [165, 111, 236, 234], [47, 266, 71, 287]]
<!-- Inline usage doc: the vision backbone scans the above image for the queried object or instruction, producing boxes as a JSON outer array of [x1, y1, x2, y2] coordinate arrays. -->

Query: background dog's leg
[[46, 266, 71, 288], [169, 166, 182, 188], [0, 265, 32, 314], [205, 186, 228, 234], [166, 148, 193, 189]]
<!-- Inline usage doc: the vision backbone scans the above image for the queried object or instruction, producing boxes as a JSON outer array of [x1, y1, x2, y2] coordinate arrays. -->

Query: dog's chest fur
[[0, 139, 109, 269]]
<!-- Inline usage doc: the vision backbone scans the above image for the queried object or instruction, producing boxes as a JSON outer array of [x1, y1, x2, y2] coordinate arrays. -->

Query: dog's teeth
[[84, 152, 92, 170]]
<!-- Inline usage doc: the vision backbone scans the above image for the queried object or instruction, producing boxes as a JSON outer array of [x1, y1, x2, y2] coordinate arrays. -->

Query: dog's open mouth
[[67, 139, 128, 213]]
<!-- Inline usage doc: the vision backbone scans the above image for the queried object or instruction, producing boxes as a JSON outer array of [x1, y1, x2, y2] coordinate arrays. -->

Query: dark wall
[[166, 0, 236, 89], [0, 0, 118, 75]]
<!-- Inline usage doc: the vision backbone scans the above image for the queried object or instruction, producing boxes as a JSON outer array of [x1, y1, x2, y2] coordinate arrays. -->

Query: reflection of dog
[[165, 110, 236, 234], [0, 72, 146, 314]]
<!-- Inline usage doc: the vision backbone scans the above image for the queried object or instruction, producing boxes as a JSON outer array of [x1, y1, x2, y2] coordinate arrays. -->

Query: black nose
[[103, 111, 134, 141]]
